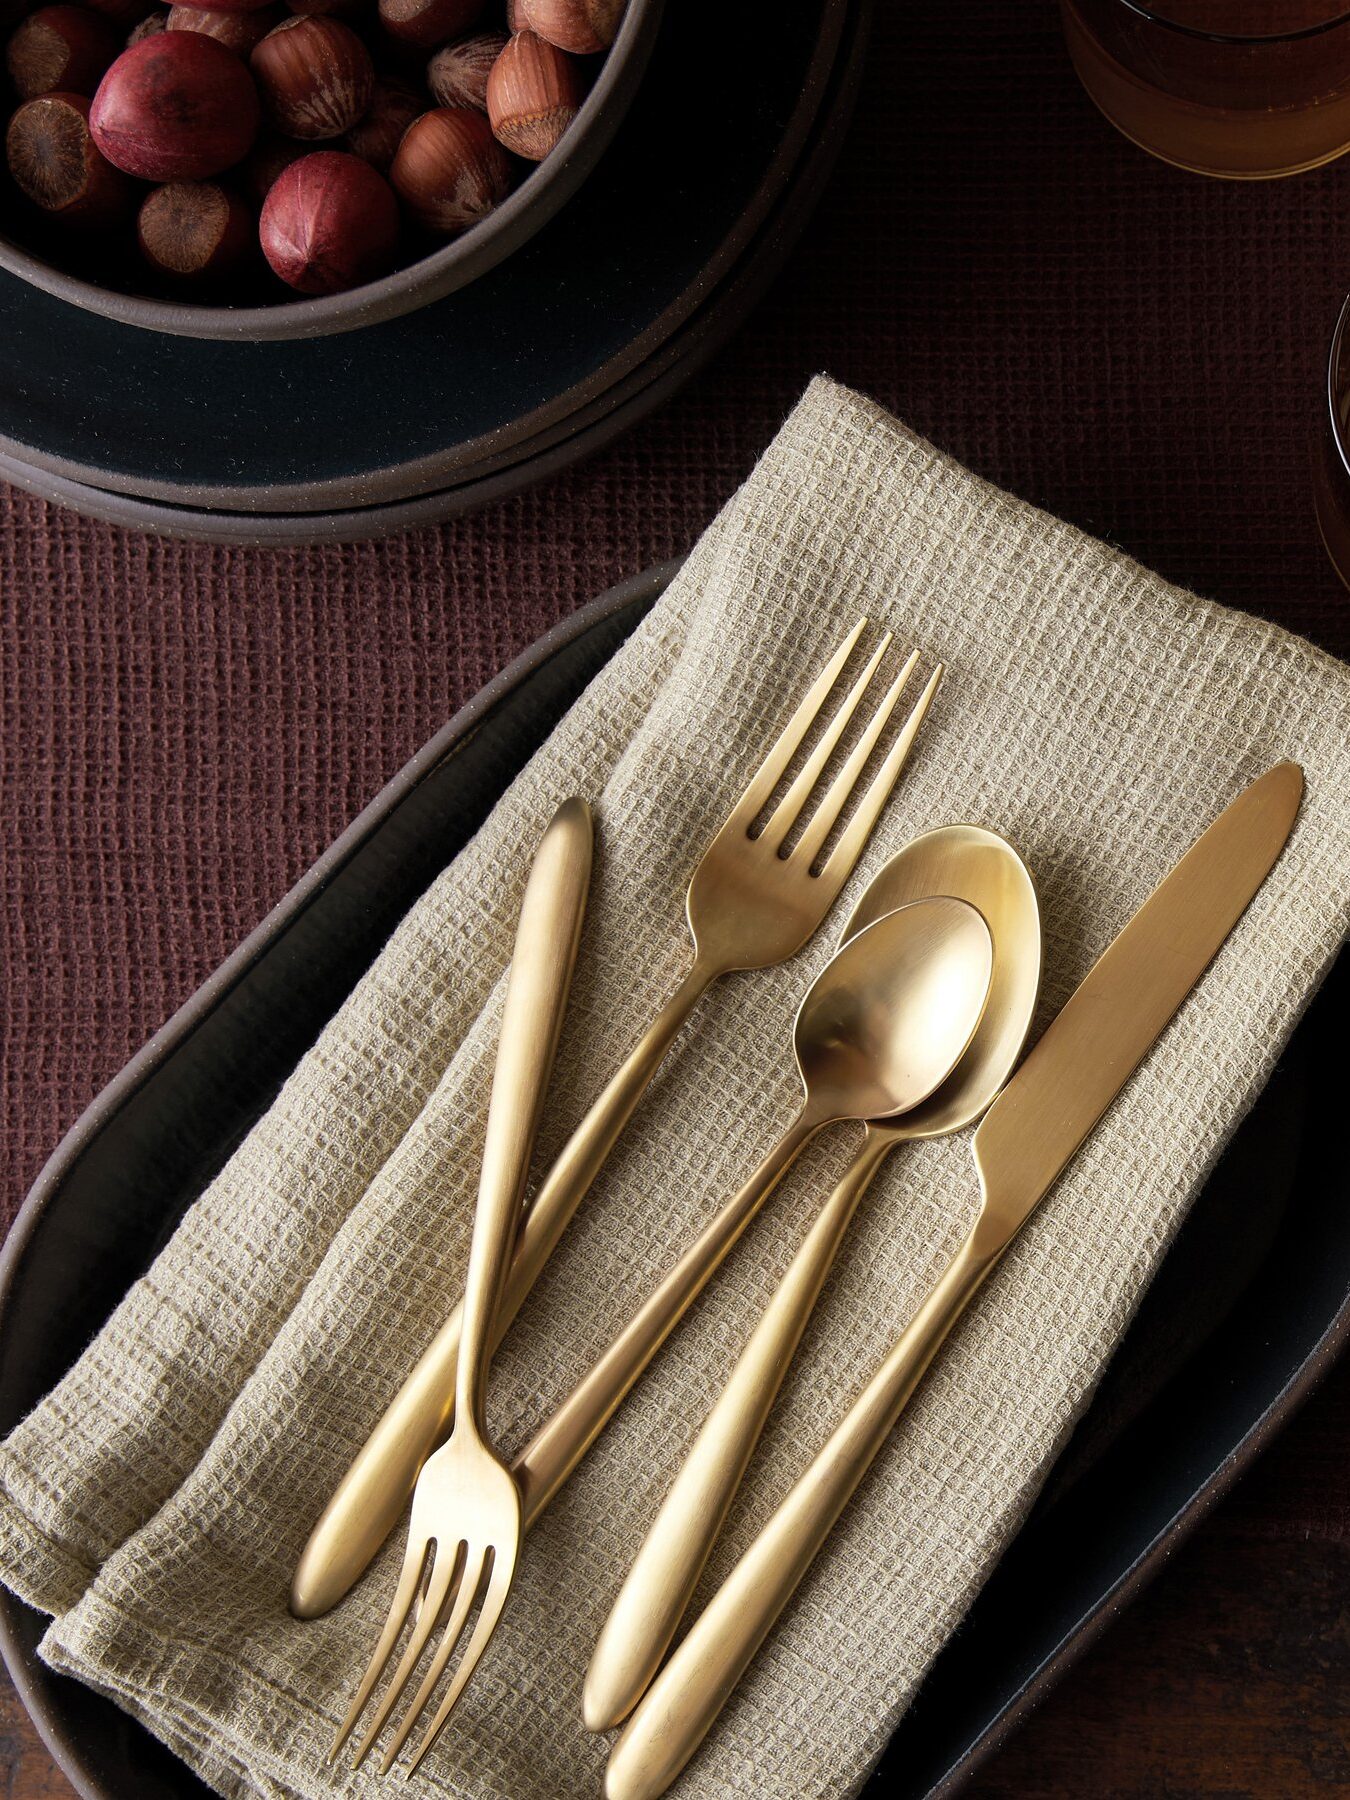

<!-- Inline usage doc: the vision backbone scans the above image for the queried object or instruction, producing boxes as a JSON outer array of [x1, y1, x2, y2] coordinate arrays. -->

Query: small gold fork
[[330, 800, 592, 1777]]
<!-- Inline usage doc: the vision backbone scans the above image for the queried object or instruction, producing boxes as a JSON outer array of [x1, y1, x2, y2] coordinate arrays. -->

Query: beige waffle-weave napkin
[[2, 377, 1349, 1800]]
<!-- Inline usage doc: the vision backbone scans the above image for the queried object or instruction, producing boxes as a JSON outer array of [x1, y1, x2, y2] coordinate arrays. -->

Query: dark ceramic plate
[[0, 0, 665, 344], [0, 0, 866, 546], [1, 566, 1346, 1800], [0, 0, 852, 514]]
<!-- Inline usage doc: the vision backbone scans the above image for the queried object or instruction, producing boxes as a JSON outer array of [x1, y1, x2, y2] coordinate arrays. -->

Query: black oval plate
[[0, 0, 848, 514], [0, 565, 1346, 1800]]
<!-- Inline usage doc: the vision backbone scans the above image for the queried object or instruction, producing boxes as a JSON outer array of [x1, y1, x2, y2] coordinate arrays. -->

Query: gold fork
[[292, 618, 943, 1620], [331, 798, 592, 1777]]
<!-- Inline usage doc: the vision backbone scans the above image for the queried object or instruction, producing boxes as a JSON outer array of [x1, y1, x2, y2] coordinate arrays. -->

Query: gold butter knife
[[605, 760, 1304, 1800]]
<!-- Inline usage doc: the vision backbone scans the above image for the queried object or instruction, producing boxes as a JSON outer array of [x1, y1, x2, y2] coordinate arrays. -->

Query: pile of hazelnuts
[[1, 0, 621, 298]]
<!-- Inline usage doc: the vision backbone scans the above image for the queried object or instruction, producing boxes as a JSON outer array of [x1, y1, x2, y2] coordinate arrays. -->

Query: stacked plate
[[0, 0, 868, 544]]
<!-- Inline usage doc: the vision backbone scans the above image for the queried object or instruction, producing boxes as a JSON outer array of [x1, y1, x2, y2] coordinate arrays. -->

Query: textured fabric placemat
[[0, 377, 1348, 1800]]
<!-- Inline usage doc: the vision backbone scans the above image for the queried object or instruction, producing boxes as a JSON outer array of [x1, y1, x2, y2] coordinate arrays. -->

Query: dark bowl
[[0, 0, 663, 342]]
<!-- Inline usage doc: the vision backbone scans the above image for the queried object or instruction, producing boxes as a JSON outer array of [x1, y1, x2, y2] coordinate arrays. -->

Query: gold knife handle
[[514, 1106, 825, 1529], [605, 1221, 998, 1800], [287, 797, 592, 1618], [289, 945, 711, 1618], [583, 1128, 893, 1734]]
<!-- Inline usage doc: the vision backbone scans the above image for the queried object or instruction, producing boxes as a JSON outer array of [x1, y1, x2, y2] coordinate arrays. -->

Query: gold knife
[[289, 796, 593, 1621], [604, 760, 1304, 1800]]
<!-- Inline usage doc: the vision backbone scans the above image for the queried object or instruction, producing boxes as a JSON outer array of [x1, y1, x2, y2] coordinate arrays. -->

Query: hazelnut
[[90, 33, 260, 178], [389, 102, 507, 232], [6, 5, 120, 100], [125, 8, 168, 41], [486, 29, 578, 160], [238, 123, 305, 197], [6, 89, 133, 226], [259, 146, 398, 291], [250, 15, 372, 138], [426, 28, 503, 110], [518, 0, 619, 55], [377, 0, 481, 52], [343, 73, 420, 170], [168, 2, 279, 52], [137, 176, 252, 280]]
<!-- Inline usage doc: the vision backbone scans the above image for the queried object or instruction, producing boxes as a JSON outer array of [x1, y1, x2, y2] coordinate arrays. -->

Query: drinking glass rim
[[1108, 0, 1350, 46]]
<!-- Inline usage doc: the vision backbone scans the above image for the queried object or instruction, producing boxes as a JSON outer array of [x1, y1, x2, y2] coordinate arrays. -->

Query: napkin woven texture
[[1, 378, 1349, 1800]]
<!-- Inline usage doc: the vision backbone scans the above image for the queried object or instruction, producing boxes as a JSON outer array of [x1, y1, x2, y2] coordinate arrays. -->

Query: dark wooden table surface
[[3, 0, 1350, 1792]]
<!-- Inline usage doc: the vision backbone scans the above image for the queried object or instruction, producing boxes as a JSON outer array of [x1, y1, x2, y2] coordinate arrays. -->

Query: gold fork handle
[[514, 1106, 824, 1529], [583, 1127, 894, 1733], [289, 952, 714, 1618], [604, 1226, 995, 1800]]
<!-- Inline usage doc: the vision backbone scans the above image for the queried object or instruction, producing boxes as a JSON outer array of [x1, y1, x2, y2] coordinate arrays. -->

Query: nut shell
[[168, 3, 279, 52], [377, 0, 481, 51], [425, 28, 503, 109], [6, 5, 120, 100], [90, 32, 261, 178], [389, 101, 508, 232], [137, 176, 252, 280], [6, 88, 133, 225], [343, 73, 421, 170], [518, 0, 620, 55], [250, 15, 373, 139], [486, 28, 578, 160], [259, 145, 399, 291]]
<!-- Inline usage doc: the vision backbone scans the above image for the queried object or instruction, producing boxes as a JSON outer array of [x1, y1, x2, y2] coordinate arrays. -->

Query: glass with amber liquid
[[1061, 0, 1350, 178]]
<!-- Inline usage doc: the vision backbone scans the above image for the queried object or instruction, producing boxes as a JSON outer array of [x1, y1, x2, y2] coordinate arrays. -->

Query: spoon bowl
[[794, 896, 996, 1126]]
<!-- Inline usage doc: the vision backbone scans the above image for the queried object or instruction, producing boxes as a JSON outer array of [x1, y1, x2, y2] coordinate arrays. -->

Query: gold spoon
[[584, 826, 1040, 1732], [508, 894, 996, 1529]]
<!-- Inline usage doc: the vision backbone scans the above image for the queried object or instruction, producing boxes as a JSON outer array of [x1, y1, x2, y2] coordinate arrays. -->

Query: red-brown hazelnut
[[426, 28, 502, 109], [6, 89, 133, 226], [126, 8, 168, 42], [377, 0, 480, 52], [238, 123, 305, 197], [259, 146, 398, 291], [6, 5, 120, 99], [137, 176, 252, 280], [168, 2, 279, 52], [486, 29, 578, 160], [388, 102, 507, 232], [519, 0, 619, 55], [90, 33, 260, 177], [250, 15, 372, 138], [343, 73, 420, 170]]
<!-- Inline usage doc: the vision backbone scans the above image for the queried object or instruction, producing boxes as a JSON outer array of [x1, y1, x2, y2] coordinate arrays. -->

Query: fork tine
[[722, 618, 868, 832], [377, 1546, 491, 1774], [400, 1543, 520, 1780], [329, 1536, 430, 1761], [757, 633, 892, 851], [791, 650, 921, 869], [349, 1542, 466, 1770], [811, 661, 944, 883]]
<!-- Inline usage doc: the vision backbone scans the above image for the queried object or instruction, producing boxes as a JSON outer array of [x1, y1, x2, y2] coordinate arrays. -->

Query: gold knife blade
[[605, 760, 1304, 1800], [973, 759, 1303, 1237]]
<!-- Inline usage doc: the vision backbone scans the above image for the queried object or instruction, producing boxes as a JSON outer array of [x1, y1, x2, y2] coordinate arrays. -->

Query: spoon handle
[[605, 1222, 996, 1800], [583, 1126, 894, 1734], [513, 1107, 823, 1527]]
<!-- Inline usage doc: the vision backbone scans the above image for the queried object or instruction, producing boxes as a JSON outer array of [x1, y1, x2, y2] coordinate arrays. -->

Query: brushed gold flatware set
[[290, 617, 1303, 1794]]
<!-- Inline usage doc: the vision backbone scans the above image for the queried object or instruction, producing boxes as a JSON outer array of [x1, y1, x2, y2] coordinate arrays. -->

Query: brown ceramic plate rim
[[0, 0, 868, 543], [0, 0, 664, 344], [0, 564, 1345, 1800], [0, 0, 850, 513]]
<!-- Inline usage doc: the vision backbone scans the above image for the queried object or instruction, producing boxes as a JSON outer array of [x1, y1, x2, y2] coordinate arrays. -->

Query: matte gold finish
[[292, 623, 942, 1618], [328, 798, 591, 1775], [604, 762, 1304, 1800], [583, 825, 1041, 1732], [510, 896, 994, 1526]]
